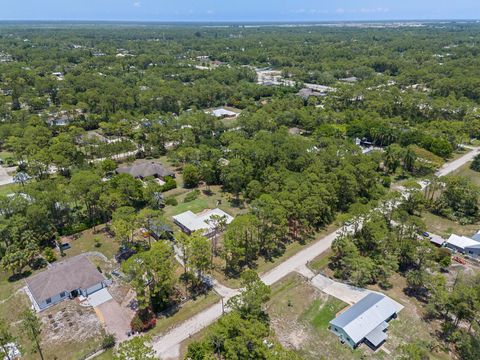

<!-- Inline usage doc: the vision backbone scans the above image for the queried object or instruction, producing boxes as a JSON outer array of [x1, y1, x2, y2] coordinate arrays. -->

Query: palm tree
[[206, 214, 227, 260], [403, 147, 417, 173]]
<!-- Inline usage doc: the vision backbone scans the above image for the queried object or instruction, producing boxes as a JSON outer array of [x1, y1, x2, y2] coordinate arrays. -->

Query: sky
[[0, 0, 479, 22]]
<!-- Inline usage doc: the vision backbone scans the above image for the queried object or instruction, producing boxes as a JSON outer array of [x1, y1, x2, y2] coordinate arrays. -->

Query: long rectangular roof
[[25, 255, 105, 304], [446, 234, 480, 250], [173, 208, 234, 233], [330, 293, 398, 344], [117, 161, 174, 179]]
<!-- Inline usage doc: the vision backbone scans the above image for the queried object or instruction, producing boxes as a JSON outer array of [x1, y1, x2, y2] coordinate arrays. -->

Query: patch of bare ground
[[266, 274, 325, 352], [41, 300, 104, 344]]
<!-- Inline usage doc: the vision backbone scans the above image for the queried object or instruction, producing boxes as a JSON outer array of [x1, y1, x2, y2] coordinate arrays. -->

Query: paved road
[[436, 147, 480, 177], [152, 147, 479, 359], [0, 165, 14, 186]]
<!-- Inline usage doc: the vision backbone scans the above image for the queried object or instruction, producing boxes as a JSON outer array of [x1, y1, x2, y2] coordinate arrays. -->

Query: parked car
[[58, 242, 71, 251], [115, 246, 135, 263]]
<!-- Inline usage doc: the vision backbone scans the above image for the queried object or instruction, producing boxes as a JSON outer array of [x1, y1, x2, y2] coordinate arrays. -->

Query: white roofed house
[[445, 234, 480, 258], [173, 208, 233, 238], [329, 293, 401, 349], [206, 108, 239, 119]]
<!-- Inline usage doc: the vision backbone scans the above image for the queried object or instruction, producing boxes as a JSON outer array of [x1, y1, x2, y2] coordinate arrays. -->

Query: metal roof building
[[173, 208, 233, 237], [445, 234, 480, 257], [329, 293, 399, 349]]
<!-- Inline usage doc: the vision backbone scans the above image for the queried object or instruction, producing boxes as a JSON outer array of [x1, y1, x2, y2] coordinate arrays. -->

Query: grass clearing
[[0, 183, 19, 197], [94, 349, 114, 360], [452, 161, 480, 186], [308, 249, 332, 273], [266, 274, 363, 360], [422, 211, 479, 237], [302, 297, 347, 330], [59, 224, 120, 260]]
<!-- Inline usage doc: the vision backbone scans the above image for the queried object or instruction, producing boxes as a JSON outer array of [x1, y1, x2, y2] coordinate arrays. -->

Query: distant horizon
[[1, 1, 478, 23], [0, 19, 478, 25]]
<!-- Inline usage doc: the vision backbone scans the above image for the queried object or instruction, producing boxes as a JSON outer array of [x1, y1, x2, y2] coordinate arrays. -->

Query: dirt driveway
[[95, 298, 134, 342]]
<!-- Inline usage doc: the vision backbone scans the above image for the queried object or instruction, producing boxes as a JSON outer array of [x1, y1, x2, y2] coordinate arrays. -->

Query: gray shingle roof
[[116, 161, 174, 179], [25, 255, 105, 304]]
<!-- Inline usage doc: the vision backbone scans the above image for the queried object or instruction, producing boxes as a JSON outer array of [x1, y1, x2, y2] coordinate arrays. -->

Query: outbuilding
[[329, 293, 399, 349], [445, 234, 480, 257]]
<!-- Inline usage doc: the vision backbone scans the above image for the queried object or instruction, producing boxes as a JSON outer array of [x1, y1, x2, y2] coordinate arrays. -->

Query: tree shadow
[[8, 270, 32, 283]]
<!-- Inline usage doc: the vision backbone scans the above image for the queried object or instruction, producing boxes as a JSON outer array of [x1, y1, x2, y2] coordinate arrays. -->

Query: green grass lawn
[[0, 183, 19, 197], [308, 249, 332, 273], [301, 297, 347, 330], [60, 224, 120, 260], [266, 274, 363, 360], [0, 150, 14, 159], [422, 211, 479, 237], [452, 161, 480, 186], [94, 349, 114, 359]]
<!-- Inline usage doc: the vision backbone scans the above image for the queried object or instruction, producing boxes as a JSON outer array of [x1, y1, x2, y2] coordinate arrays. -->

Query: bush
[[44, 247, 57, 263], [184, 189, 200, 203], [160, 176, 177, 192], [183, 164, 200, 188], [101, 334, 116, 349], [471, 154, 480, 172], [165, 197, 178, 206], [130, 309, 157, 333], [94, 236, 102, 248]]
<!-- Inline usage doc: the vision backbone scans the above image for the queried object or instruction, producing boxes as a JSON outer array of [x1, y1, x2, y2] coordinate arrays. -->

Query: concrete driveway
[[311, 274, 371, 304], [310, 274, 404, 313], [95, 298, 133, 342]]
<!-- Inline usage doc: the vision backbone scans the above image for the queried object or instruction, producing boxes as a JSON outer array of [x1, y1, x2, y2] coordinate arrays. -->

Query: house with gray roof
[[116, 161, 175, 180], [25, 255, 107, 311], [329, 293, 399, 349]]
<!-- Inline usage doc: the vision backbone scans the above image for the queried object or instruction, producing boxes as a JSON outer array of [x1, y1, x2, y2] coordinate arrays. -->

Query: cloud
[[360, 7, 390, 13], [336, 8, 345, 14], [133, 1, 141, 7], [206, 9, 215, 15]]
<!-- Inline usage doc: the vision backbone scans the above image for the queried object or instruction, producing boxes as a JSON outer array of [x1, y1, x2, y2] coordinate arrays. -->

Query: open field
[[266, 273, 450, 360], [163, 185, 247, 228], [266, 274, 363, 360], [59, 224, 120, 261], [452, 160, 480, 186], [422, 211, 479, 237]]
